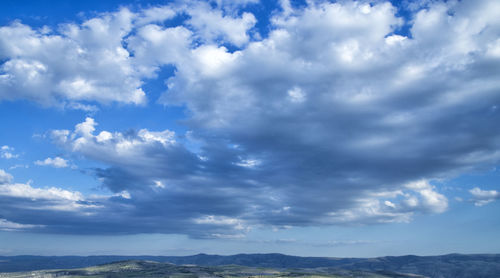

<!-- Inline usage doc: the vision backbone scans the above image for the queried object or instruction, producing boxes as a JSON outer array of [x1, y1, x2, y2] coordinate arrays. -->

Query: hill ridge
[[1, 253, 500, 278]]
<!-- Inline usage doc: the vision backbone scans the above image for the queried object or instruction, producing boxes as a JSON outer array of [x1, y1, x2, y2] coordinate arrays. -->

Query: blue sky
[[1, 0, 500, 257]]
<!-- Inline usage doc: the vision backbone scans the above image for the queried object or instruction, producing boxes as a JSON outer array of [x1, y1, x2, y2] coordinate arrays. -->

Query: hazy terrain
[[0, 260, 426, 278], [1, 253, 500, 278]]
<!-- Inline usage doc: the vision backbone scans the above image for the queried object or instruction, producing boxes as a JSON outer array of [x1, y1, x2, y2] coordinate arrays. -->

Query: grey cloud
[[157, 0, 499, 226], [0, 173, 250, 237], [42, 113, 448, 237]]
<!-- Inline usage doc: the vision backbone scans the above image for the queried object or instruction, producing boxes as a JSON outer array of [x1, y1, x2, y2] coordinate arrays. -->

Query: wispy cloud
[[0, 218, 41, 231], [469, 187, 500, 206]]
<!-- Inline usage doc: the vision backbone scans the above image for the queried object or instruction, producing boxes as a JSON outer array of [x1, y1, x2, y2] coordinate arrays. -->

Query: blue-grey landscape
[[1, 0, 500, 276], [2, 253, 500, 277]]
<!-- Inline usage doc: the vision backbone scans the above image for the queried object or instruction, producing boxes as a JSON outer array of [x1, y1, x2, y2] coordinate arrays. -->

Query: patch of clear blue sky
[[0, 0, 168, 26]]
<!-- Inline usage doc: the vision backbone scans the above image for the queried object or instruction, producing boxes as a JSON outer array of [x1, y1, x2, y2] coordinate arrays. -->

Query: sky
[[0, 0, 500, 257]]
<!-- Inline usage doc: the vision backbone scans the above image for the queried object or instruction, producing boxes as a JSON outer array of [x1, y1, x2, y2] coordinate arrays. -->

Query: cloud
[[0, 218, 40, 231], [2, 0, 500, 237], [50, 117, 198, 191], [0, 9, 146, 107], [0, 182, 85, 209], [184, 1, 257, 47], [34, 157, 70, 168], [319, 180, 448, 225], [0, 146, 18, 159], [0, 1, 260, 108], [8, 164, 29, 170], [135, 6, 176, 26], [0, 169, 13, 184], [404, 180, 448, 213], [319, 240, 375, 247], [0, 171, 97, 213], [43, 116, 451, 236], [469, 187, 500, 206], [0, 170, 107, 232], [0, 170, 251, 237]]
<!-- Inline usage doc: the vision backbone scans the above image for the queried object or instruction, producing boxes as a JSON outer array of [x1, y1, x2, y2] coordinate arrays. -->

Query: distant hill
[[1, 253, 500, 278], [0, 259, 426, 278]]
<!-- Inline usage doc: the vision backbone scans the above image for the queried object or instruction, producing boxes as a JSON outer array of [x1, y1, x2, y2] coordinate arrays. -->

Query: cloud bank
[[1, 0, 500, 237]]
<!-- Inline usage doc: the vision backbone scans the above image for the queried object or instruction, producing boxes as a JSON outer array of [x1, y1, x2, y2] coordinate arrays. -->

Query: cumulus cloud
[[0, 1, 260, 108], [404, 180, 448, 213], [1, 146, 18, 159], [469, 187, 500, 206], [0, 9, 146, 107], [0, 169, 13, 184], [34, 157, 69, 168], [135, 6, 176, 26], [50, 117, 197, 191], [184, 1, 257, 47], [2, 0, 500, 237]]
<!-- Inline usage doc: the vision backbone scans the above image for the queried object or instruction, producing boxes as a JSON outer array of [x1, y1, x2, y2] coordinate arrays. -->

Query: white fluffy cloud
[[0, 169, 13, 184], [0, 9, 145, 107], [404, 180, 448, 213], [469, 187, 500, 206], [0, 2, 259, 108], [323, 180, 448, 225], [52, 117, 180, 174], [184, 1, 256, 47], [34, 157, 69, 168]]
